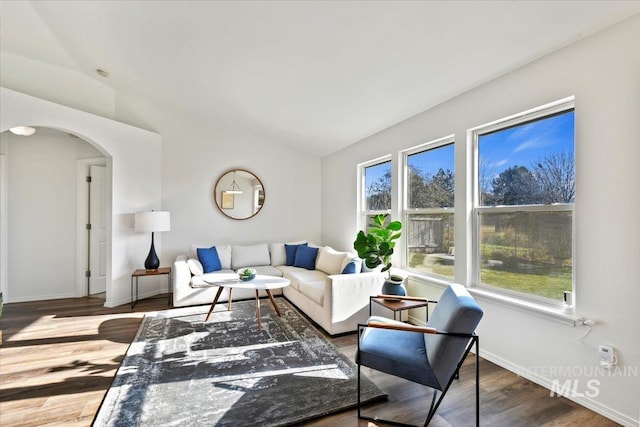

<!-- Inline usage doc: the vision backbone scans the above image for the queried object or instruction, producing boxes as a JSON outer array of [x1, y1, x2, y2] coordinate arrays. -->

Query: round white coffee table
[[204, 275, 290, 329]]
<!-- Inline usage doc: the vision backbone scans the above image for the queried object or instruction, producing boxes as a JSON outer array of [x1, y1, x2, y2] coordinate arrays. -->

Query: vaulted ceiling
[[2, 1, 639, 156]]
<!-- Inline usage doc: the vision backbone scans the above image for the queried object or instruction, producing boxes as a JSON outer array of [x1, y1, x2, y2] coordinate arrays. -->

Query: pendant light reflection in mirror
[[214, 169, 265, 220]]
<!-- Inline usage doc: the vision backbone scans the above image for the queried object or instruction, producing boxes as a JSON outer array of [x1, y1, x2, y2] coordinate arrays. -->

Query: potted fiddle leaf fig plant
[[353, 214, 406, 295]]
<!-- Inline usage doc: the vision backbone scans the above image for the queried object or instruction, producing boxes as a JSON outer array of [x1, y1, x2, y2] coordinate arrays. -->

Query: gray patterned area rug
[[94, 298, 385, 426]]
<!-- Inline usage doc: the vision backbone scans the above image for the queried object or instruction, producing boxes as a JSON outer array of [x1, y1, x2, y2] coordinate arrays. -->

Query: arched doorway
[[0, 127, 109, 302], [1, 87, 162, 308]]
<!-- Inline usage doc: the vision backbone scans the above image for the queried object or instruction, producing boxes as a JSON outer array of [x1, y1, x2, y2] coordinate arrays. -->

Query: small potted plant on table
[[353, 213, 406, 296]]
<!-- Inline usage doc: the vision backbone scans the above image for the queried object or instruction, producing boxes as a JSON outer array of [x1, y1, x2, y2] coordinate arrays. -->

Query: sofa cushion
[[282, 267, 326, 292], [232, 244, 270, 269], [270, 243, 286, 267], [197, 246, 222, 273], [190, 244, 232, 269], [298, 280, 325, 306], [294, 245, 319, 270], [216, 245, 232, 269], [187, 258, 204, 276], [276, 266, 300, 289], [316, 246, 349, 275], [242, 265, 283, 277], [285, 242, 307, 266]]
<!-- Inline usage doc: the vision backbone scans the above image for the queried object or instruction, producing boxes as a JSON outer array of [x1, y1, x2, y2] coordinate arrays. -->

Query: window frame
[[359, 155, 392, 232], [471, 97, 575, 308], [401, 135, 455, 280]]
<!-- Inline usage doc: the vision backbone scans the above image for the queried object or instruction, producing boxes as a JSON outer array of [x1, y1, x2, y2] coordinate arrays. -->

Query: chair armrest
[[173, 255, 192, 289], [326, 272, 385, 323], [365, 320, 477, 338], [367, 320, 437, 334]]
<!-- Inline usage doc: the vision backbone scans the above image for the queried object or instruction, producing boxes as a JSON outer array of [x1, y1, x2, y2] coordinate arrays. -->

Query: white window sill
[[407, 273, 581, 326], [469, 287, 580, 326]]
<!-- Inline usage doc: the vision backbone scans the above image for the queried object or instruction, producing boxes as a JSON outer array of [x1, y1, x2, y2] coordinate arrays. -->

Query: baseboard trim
[[104, 289, 166, 308], [5, 292, 77, 304], [406, 314, 638, 427], [475, 349, 638, 427]]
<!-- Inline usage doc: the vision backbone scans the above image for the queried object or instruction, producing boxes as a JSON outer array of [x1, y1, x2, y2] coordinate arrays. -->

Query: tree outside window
[[404, 140, 455, 279], [363, 160, 391, 233], [475, 106, 575, 303]]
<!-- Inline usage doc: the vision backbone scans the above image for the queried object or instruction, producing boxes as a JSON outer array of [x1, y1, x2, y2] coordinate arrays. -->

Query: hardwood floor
[[0, 296, 617, 427]]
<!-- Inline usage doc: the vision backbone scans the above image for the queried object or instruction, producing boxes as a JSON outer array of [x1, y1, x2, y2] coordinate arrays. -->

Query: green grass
[[481, 268, 572, 300], [408, 251, 572, 300], [409, 253, 455, 279], [409, 262, 454, 279]]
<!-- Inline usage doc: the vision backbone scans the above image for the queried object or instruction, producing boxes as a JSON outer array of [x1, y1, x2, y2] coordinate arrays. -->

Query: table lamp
[[134, 211, 171, 271]]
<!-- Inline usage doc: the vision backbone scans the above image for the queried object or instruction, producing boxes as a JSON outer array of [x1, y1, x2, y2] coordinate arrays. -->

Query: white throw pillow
[[270, 243, 286, 266], [316, 246, 348, 275], [232, 244, 271, 269], [189, 244, 204, 259], [215, 245, 232, 269], [187, 258, 204, 276]]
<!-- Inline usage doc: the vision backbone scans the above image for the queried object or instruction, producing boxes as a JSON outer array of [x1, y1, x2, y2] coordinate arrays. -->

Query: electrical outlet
[[599, 345, 615, 368]]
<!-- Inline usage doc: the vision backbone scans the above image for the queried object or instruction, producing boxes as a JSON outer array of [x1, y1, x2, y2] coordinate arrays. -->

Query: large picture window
[[403, 137, 455, 279], [473, 99, 575, 305]]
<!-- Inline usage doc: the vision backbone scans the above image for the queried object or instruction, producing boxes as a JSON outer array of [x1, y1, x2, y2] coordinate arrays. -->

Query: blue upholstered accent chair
[[357, 283, 483, 426]]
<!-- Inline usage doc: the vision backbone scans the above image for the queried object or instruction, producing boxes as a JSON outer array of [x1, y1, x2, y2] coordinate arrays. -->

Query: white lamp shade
[[135, 211, 171, 233], [9, 126, 36, 136]]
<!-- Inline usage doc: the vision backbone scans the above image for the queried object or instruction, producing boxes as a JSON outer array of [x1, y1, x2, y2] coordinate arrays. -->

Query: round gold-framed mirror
[[214, 169, 265, 220]]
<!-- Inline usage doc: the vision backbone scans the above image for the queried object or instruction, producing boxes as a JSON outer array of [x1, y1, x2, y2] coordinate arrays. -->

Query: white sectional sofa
[[173, 242, 385, 335]]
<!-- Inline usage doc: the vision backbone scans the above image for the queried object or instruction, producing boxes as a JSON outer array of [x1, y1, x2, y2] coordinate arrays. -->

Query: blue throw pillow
[[293, 245, 319, 270], [341, 260, 358, 274], [285, 242, 307, 266], [197, 246, 222, 273]]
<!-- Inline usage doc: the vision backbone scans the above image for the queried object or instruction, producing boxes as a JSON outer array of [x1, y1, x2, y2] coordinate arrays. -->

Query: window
[[403, 137, 455, 279], [361, 158, 392, 232], [473, 99, 575, 306]]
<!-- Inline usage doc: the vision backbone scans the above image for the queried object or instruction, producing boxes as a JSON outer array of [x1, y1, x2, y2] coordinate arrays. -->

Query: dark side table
[[131, 267, 172, 309], [369, 295, 430, 322]]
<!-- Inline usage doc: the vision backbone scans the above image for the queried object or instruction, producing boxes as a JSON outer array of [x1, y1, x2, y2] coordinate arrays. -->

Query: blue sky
[[365, 161, 391, 190], [408, 143, 455, 177], [479, 110, 574, 178], [365, 109, 574, 189], [365, 144, 455, 190]]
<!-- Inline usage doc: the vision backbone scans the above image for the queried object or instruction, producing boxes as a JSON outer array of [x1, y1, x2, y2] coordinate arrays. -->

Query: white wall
[[113, 91, 322, 262], [1, 130, 103, 302], [1, 54, 321, 306], [321, 14, 640, 426], [1, 52, 116, 119], [1, 88, 162, 308]]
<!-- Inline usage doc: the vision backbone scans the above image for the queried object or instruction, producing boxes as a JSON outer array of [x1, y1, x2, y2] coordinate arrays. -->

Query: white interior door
[[89, 165, 107, 295]]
